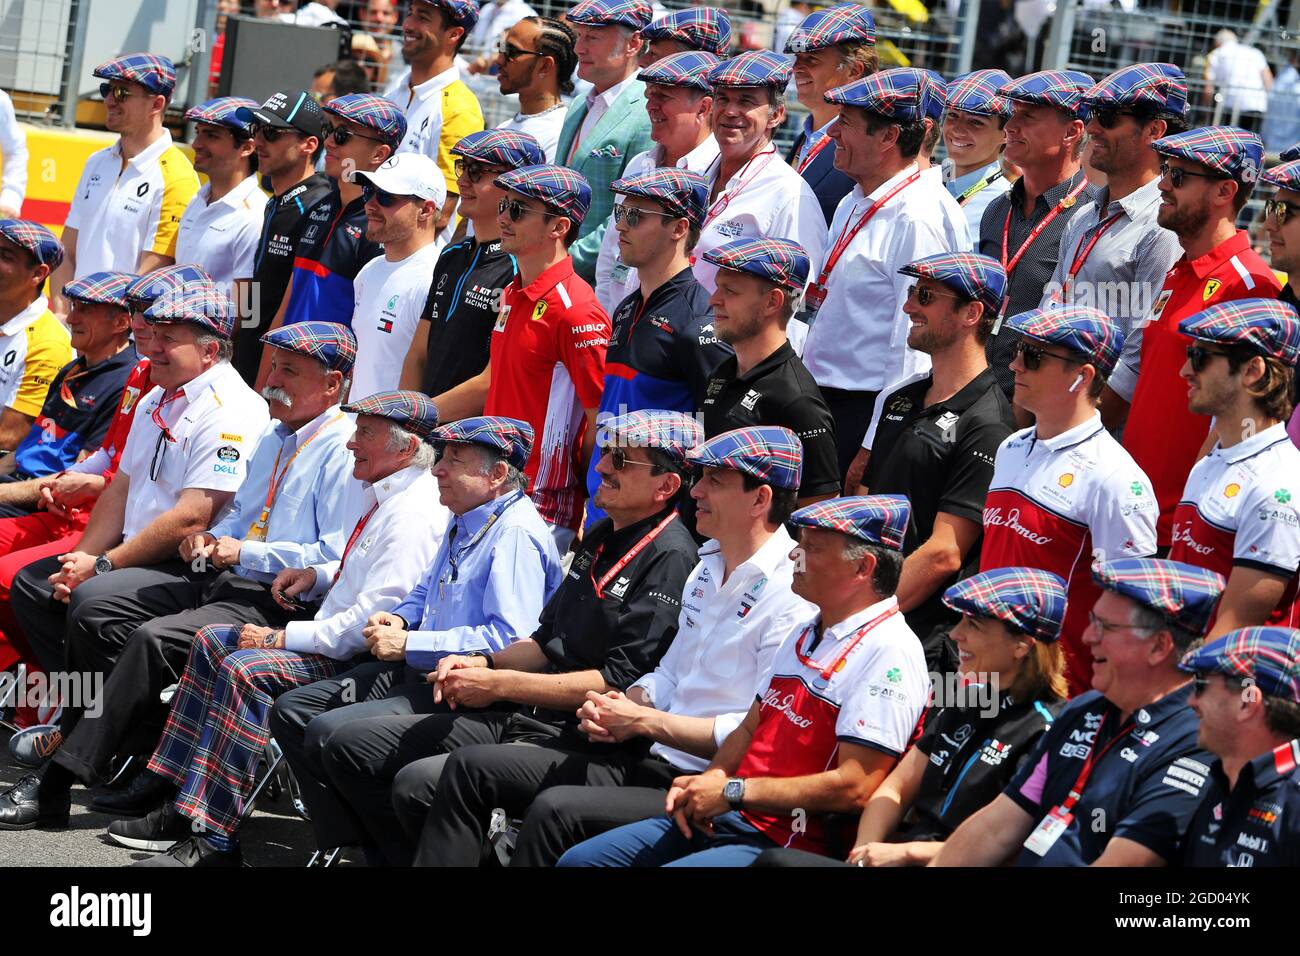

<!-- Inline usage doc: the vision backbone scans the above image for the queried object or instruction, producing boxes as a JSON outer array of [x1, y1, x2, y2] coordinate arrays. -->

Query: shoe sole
[[0, 816, 68, 831], [106, 831, 182, 853], [88, 800, 159, 819]]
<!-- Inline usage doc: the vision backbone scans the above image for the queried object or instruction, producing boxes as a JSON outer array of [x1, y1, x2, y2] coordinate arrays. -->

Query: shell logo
[[1058, 473, 1074, 488], [1224, 483, 1240, 498]]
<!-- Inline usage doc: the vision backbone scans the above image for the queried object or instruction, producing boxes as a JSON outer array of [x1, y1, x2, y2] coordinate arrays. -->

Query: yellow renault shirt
[[0, 297, 73, 418]]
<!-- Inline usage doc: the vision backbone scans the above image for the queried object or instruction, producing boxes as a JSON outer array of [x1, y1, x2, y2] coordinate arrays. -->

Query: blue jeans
[[556, 811, 777, 867]]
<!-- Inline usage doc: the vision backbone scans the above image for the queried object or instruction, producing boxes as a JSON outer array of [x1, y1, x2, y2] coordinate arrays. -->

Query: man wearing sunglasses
[[1181, 626, 1300, 867], [1259, 150, 1300, 446], [50, 55, 200, 320], [981, 306, 1158, 694], [1114, 128, 1280, 555], [494, 17, 576, 163], [935, 557, 1219, 868], [1167, 299, 1300, 641]]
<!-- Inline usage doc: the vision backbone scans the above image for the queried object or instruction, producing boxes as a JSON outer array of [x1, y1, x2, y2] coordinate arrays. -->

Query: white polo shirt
[[350, 241, 441, 403], [65, 130, 200, 278], [174, 175, 266, 299], [632, 526, 813, 772], [495, 103, 568, 162], [116, 361, 269, 540]]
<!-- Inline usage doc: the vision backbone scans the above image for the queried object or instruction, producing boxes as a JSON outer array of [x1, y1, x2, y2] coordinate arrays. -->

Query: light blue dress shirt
[[399, 489, 565, 669], [945, 159, 1011, 243]]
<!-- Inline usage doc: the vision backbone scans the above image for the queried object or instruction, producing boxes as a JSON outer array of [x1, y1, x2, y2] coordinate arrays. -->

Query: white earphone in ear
[[1069, 372, 1084, 393]]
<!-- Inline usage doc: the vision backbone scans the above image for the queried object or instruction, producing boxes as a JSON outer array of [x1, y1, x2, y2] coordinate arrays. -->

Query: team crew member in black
[[398, 130, 544, 405], [231, 90, 330, 385], [1181, 626, 1300, 867], [316, 410, 701, 866], [935, 557, 1222, 868], [845, 252, 1016, 673], [754, 566, 1068, 867], [698, 237, 838, 506]]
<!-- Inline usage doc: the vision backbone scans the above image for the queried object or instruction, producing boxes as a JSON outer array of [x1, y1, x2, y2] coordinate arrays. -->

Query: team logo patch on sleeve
[[216, 445, 240, 462]]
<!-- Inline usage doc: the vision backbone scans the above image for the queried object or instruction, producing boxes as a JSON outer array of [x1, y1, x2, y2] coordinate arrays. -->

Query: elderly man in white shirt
[[800, 68, 970, 484]]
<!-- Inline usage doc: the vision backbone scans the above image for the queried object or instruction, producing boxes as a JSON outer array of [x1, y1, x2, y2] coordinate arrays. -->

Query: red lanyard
[[59, 362, 92, 408], [703, 147, 777, 227], [1065, 210, 1124, 282], [794, 603, 900, 684], [1059, 713, 1135, 814], [332, 502, 380, 584], [796, 133, 833, 173], [590, 510, 678, 598], [1001, 178, 1089, 279], [814, 170, 921, 288], [151, 389, 184, 442], [262, 414, 345, 515]]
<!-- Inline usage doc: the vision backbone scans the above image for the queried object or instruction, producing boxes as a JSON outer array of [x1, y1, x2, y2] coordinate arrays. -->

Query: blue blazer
[[787, 133, 856, 228]]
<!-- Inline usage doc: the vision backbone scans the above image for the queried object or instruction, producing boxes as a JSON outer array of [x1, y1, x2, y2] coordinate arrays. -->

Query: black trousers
[[0, 472, 38, 519], [751, 847, 848, 867], [818, 386, 880, 487]]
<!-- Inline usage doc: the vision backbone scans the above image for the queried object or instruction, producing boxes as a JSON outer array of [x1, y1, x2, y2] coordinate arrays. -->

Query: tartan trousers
[[147, 624, 344, 836]]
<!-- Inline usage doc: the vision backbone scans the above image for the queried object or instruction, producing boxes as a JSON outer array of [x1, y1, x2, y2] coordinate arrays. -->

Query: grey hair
[[767, 87, 786, 111], [1130, 602, 1199, 655], [386, 422, 438, 468], [195, 332, 234, 363], [470, 444, 529, 491], [839, 538, 903, 596]]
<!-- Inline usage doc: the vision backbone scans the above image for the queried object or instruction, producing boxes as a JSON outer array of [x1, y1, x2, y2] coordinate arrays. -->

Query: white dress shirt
[[174, 175, 266, 299], [350, 242, 442, 403], [0, 90, 28, 213]]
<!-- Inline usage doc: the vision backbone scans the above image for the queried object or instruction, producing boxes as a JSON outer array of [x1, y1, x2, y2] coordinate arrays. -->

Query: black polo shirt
[[700, 341, 840, 499], [905, 691, 1064, 841], [1185, 740, 1300, 867], [419, 236, 518, 397], [236, 172, 333, 383], [863, 366, 1017, 658]]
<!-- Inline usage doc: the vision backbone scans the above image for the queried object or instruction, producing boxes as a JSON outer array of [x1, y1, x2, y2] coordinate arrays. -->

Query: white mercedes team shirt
[[350, 242, 442, 403]]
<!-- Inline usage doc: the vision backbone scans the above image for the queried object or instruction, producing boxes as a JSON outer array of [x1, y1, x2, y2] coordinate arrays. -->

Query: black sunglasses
[[361, 184, 410, 208], [1185, 343, 1232, 373], [1160, 162, 1228, 189], [323, 123, 387, 147], [496, 41, 542, 62], [1015, 339, 1080, 371], [498, 197, 550, 222], [149, 428, 173, 482], [249, 122, 298, 143], [100, 82, 139, 101], [612, 204, 678, 228], [454, 158, 505, 183], [1265, 197, 1300, 228], [905, 283, 963, 307], [1091, 108, 1139, 130], [600, 445, 662, 473]]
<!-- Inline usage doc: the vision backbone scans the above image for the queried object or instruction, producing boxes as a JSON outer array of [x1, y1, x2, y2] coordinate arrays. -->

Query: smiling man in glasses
[[494, 17, 576, 162]]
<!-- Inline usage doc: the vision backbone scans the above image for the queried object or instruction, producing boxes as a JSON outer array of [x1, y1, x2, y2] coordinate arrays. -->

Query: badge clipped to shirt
[[1023, 805, 1073, 856], [246, 508, 270, 543], [494, 304, 511, 333]]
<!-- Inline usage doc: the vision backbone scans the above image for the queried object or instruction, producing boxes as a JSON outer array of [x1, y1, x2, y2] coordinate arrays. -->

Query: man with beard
[[493, 17, 577, 162]]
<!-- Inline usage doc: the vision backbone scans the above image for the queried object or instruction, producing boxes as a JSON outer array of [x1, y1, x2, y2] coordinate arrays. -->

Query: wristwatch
[[724, 777, 745, 810], [94, 553, 114, 576], [474, 651, 495, 669]]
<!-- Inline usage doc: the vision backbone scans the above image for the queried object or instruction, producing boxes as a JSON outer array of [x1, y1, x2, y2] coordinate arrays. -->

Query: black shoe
[[131, 835, 241, 868], [90, 771, 175, 818], [106, 801, 192, 852], [0, 774, 70, 830]]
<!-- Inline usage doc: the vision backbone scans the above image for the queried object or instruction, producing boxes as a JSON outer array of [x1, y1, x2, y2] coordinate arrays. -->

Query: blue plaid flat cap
[[686, 425, 803, 491], [1007, 306, 1124, 378], [1178, 298, 1300, 367], [945, 69, 1013, 118], [414, 0, 481, 31], [94, 53, 176, 97], [784, 2, 875, 53], [236, 89, 325, 138], [1084, 63, 1187, 117], [1092, 557, 1225, 637], [998, 70, 1095, 119], [0, 220, 64, 270], [1153, 126, 1264, 184], [185, 97, 261, 137], [1282, 143, 1300, 162], [126, 264, 216, 311], [638, 50, 721, 91], [143, 286, 236, 338], [643, 7, 732, 55], [568, 0, 653, 30], [1180, 627, 1300, 703], [495, 164, 592, 225], [899, 252, 1006, 316], [598, 409, 704, 466], [612, 168, 710, 228], [709, 50, 792, 89], [323, 93, 408, 149], [451, 129, 545, 169], [702, 237, 810, 290], [921, 70, 947, 122], [431, 415, 534, 468], [62, 271, 136, 310], [1260, 158, 1300, 192], [344, 390, 441, 441], [791, 494, 910, 550], [942, 567, 1068, 644], [825, 68, 932, 124], [261, 320, 358, 374]]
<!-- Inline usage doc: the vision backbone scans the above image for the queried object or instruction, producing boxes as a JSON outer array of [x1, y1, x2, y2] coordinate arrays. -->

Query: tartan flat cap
[[1259, 158, 1300, 192], [452, 129, 546, 169], [1282, 143, 1300, 162], [568, 0, 653, 30], [702, 236, 810, 291], [709, 50, 793, 89], [185, 96, 261, 137], [1180, 627, 1300, 703], [686, 425, 803, 491], [784, 3, 875, 53], [638, 50, 722, 92], [790, 494, 910, 550], [125, 264, 216, 311], [825, 68, 932, 124], [598, 409, 704, 466], [612, 168, 710, 228], [143, 286, 236, 338], [413, 0, 480, 31], [942, 567, 1068, 644], [899, 252, 1006, 316], [1153, 126, 1264, 184], [945, 69, 1013, 118], [1083, 62, 1187, 117], [642, 7, 732, 55], [921, 70, 948, 122], [62, 271, 136, 310], [495, 164, 592, 225], [0, 220, 63, 270], [1092, 557, 1225, 638], [94, 53, 176, 97], [323, 93, 408, 149], [261, 320, 358, 374], [236, 89, 326, 138], [1178, 298, 1300, 366], [1006, 306, 1124, 378], [432, 415, 534, 468], [344, 390, 441, 441], [998, 69, 1095, 119]]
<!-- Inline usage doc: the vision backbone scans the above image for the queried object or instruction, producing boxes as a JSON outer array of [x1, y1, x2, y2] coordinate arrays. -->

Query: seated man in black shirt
[[316, 410, 702, 866], [846, 252, 1016, 673]]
